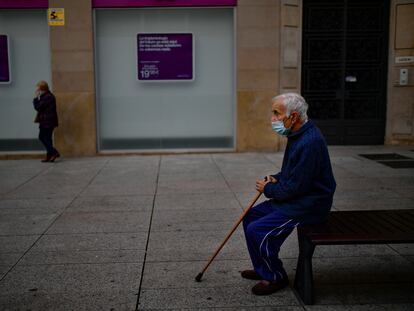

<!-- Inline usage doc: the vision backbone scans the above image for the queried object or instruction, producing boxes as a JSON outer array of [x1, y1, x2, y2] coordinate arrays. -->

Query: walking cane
[[195, 191, 262, 282]]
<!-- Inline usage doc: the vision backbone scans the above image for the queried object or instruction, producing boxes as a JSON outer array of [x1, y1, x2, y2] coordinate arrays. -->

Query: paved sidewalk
[[0, 146, 413, 310]]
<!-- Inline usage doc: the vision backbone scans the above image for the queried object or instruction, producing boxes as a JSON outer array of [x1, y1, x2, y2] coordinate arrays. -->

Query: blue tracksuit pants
[[243, 200, 300, 282]]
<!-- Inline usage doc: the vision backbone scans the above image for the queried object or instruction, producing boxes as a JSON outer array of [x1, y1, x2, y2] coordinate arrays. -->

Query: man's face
[[271, 99, 288, 122]]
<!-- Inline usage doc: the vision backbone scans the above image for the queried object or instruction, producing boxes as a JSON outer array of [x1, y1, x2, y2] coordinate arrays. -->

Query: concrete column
[[236, 0, 281, 151], [49, 0, 97, 156]]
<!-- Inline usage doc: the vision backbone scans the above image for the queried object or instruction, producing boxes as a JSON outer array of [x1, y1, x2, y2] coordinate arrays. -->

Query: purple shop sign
[[93, 0, 236, 8], [137, 33, 194, 81], [0, 35, 11, 84], [0, 0, 48, 9]]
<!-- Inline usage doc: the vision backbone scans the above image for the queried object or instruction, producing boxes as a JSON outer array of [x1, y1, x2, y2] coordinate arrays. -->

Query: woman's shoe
[[49, 152, 60, 162], [41, 154, 51, 162]]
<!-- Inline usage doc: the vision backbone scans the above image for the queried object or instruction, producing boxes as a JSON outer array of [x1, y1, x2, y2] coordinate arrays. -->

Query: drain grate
[[378, 160, 414, 169], [359, 153, 411, 160]]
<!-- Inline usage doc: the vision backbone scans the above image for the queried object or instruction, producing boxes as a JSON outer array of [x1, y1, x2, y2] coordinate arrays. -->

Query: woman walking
[[33, 80, 60, 162]]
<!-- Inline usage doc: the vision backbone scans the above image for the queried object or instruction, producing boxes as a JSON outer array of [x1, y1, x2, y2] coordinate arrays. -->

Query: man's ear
[[291, 111, 299, 123]]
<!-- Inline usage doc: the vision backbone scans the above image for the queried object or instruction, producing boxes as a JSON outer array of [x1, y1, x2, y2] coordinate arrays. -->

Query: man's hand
[[255, 176, 278, 193], [266, 175, 278, 184], [256, 178, 269, 193]]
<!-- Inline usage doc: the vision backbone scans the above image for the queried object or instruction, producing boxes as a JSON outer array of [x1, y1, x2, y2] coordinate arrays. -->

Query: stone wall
[[236, 0, 281, 151], [49, 0, 97, 156], [385, 0, 414, 145]]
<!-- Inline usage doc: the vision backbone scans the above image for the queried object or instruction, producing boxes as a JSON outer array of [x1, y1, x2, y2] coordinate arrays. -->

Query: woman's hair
[[36, 80, 49, 91], [272, 93, 308, 121]]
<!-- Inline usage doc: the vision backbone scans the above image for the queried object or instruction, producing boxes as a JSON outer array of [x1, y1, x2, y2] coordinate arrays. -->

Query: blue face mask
[[271, 117, 291, 136]]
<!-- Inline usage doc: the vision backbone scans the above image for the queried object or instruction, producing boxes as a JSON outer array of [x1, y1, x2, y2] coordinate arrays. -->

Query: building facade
[[0, 0, 413, 156]]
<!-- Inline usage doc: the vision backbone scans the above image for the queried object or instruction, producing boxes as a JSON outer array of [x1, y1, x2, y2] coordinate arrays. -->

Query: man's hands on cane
[[255, 175, 277, 193]]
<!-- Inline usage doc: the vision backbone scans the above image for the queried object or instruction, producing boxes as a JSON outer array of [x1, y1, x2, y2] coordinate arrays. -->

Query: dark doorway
[[301, 0, 390, 144]]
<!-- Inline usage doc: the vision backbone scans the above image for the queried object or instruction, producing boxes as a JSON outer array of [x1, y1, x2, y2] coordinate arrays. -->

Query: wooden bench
[[293, 209, 414, 305]]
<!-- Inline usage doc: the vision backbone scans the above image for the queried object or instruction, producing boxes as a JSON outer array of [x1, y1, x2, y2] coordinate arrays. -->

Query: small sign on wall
[[395, 56, 414, 64], [0, 34, 11, 84], [137, 33, 194, 81], [48, 8, 65, 26]]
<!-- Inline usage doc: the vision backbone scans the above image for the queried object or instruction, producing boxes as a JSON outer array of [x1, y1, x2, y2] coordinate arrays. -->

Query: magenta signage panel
[[0, 35, 11, 83], [0, 0, 48, 8], [93, 0, 236, 8], [137, 33, 194, 81]]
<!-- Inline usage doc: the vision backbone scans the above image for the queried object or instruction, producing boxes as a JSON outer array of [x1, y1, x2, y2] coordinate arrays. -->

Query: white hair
[[272, 93, 308, 121]]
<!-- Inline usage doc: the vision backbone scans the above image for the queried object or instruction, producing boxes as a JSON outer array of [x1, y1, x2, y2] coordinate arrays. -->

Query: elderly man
[[242, 93, 336, 295]]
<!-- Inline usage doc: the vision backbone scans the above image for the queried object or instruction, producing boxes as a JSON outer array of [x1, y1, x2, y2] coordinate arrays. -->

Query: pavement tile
[[159, 163, 220, 176], [19, 249, 146, 265], [403, 256, 414, 265], [313, 283, 414, 305], [67, 195, 154, 212], [105, 155, 159, 167], [157, 176, 231, 194], [312, 244, 398, 258], [154, 192, 242, 211], [377, 176, 414, 188], [0, 213, 58, 235], [146, 229, 250, 262], [0, 263, 141, 297], [0, 174, 44, 196], [151, 209, 241, 232], [81, 181, 157, 196], [213, 153, 276, 167], [30, 232, 148, 251], [388, 244, 414, 255], [335, 178, 382, 191], [333, 188, 402, 200], [311, 256, 414, 284], [138, 285, 299, 309], [0, 253, 22, 266], [0, 265, 11, 279], [0, 290, 137, 311], [160, 157, 216, 169], [0, 197, 71, 214], [0, 235, 39, 253], [4, 183, 85, 199], [141, 259, 254, 289], [46, 211, 151, 234]]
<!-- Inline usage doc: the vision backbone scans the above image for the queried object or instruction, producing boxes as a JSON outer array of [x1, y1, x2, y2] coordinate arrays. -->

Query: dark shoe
[[251, 278, 289, 295], [41, 156, 51, 163], [241, 270, 262, 280], [49, 152, 60, 162]]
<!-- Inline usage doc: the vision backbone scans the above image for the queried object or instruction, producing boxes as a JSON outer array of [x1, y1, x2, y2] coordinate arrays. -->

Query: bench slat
[[298, 210, 414, 245]]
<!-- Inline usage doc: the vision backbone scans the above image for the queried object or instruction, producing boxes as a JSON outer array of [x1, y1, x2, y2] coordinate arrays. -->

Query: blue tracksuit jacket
[[263, 120, 336, 224]]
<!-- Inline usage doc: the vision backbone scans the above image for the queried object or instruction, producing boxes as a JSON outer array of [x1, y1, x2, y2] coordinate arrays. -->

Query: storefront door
[[301, 0, 389, 144]]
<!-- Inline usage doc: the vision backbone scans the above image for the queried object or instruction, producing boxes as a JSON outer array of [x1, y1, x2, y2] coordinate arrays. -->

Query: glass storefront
[[95, 8, 235, 150], [0, 10, 51, 151]]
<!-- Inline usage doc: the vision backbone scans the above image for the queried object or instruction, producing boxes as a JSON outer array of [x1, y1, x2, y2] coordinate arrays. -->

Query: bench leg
[[294, 233, 316, 305]]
